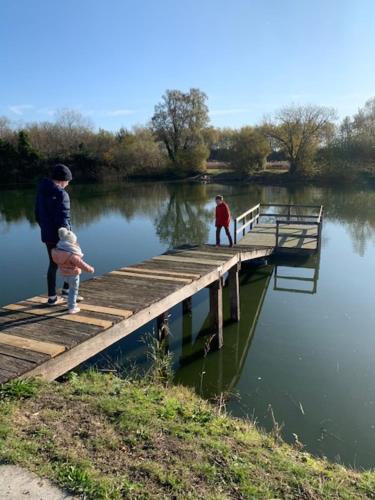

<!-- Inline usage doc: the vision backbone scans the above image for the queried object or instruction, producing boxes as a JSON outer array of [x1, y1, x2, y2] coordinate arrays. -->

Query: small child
[[52, 228, 94, 314], [215, 195, 233, 247]]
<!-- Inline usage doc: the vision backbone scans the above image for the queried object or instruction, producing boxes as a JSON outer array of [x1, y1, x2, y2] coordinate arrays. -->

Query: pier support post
[[228, 263, 241, 322], [209, 279, 223, 350], [156, 311, 170, 341], [182, 297, 192, 315]]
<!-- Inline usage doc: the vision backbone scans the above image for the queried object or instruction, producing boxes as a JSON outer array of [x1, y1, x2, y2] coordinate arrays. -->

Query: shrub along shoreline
[[0, 372, 374, 499], [1, 166, 374, 191]]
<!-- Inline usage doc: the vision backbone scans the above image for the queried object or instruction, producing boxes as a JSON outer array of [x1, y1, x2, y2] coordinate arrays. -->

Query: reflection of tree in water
[[1, 182, 374, 255], [0, 182, 170, 228], [154, 185, 212, 247], [70, 182, 169, 226], [0, 189, 37, 226], [323, 188, 375, 257]]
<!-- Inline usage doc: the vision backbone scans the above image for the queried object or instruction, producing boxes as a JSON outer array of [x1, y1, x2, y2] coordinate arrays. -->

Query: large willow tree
[[151, 88, 209, 174], [263, 105, 336, 175]]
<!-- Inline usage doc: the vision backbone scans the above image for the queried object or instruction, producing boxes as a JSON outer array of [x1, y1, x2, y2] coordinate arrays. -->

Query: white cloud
[[37, 107, 55, 116], [105, 108, 135, 117], [210, 108, 249, 116], [8, 104, 34, 115]]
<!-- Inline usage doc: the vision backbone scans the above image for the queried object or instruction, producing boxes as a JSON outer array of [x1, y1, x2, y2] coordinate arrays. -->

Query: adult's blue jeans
[[46, 243, 69, 297]]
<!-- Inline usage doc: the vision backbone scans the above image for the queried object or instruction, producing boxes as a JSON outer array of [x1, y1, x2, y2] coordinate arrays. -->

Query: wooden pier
[[0, 203, 323, 384]]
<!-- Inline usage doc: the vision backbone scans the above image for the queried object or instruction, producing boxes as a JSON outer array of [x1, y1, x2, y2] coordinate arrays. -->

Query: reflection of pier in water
[[175, 252, 321, 398], [273, 253, 320, 295]]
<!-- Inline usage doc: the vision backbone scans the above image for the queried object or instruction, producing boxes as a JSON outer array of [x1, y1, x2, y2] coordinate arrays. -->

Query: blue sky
[[1, 0, 374, 130]]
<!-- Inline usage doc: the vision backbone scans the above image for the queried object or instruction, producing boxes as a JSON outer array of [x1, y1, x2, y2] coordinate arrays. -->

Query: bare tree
[[263, 105, 337, 174], [0, 116, 12, 138], [53, 108, 94, 156], [54, 108, 94, 131]]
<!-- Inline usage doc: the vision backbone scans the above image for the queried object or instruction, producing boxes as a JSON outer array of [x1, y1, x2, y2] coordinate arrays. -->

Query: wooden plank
[[121, 267, 201, 279], [79, 282, 175, 303], [0, 342, 50, 364], [3, 304, 113, 329], [110, 270, 192, 283], [0, 367, 18, 384], [0, 310, 97, 348], [0, 332, 65, 357], [0, 353, 37, 377], [172, 250, 234, 258], [143, 255, 221, 267], [134, 260, 213, 274], [99, 273, 184, 292], [27, 296, 133, 319], [59, 314, 113, 329], [153, 255, 225, 266]]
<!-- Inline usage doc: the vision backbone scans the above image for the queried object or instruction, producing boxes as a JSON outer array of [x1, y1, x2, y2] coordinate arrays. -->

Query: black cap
[[52, 164, 72, 181]]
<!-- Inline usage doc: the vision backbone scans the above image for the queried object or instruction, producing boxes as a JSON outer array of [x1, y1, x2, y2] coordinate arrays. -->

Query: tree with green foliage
[[318, 97, 375, 182], [0, 138, 18, 182], [111, 127, 166, 177], [263, 105, 336, 175], [151, 88, 209, 175], [231, 126, 270, 174]]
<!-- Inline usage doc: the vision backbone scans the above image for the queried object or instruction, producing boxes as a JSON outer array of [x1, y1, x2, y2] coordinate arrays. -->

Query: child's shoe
[[69, 306, 81, 314], [47, 296, 65, 306]]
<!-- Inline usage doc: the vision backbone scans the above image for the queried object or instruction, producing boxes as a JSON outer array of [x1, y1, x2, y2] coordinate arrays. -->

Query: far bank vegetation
[[1, 90, 375, 185]]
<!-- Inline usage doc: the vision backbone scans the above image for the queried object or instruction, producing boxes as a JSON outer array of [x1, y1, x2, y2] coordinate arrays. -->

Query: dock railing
[[234, 202, 324, 248], [233, 203, 260, 244], [270, 204, 323, 250]]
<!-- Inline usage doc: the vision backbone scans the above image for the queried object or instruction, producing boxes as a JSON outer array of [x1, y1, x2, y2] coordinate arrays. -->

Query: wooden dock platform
[[0, 202, 323, 385]]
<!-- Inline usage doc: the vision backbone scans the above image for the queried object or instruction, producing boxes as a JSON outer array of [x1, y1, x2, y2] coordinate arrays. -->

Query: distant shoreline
[[0, 169, 374, 190]]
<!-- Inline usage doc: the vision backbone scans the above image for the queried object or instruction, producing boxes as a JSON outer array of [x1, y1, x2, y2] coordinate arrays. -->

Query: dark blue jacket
[[35, 178, 71, 243]]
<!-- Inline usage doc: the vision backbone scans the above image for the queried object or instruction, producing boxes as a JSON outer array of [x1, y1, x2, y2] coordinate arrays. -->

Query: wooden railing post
[[182, 297, 192, 315], [209, 279, 223, 350], [157, 311, 170, 341], [228, 263, 241, 322], [276, 221, 279, 249]]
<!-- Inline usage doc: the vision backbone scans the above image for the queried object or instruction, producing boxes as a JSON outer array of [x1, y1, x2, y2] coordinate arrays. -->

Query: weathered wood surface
[[0, 235, 315, 384], [238, 223, 318, 251]]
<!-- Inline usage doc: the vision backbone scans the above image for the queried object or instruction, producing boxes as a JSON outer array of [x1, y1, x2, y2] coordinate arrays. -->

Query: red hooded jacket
[[215, 202, 231, 227]]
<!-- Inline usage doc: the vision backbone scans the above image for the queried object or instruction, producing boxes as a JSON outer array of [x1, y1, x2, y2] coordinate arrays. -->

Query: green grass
[[0, 371, 374, 499]]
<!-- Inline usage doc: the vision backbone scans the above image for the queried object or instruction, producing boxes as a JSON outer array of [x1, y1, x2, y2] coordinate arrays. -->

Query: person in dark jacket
[[35, 164, 74, 305], [215, 195, 233, 247]]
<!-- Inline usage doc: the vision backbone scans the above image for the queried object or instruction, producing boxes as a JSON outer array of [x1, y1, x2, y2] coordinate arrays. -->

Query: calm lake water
[[1, 181, 375, 469]]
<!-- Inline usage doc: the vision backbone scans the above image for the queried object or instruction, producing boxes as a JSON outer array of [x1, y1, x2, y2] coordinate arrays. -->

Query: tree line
[[1, 89, 374, 184]]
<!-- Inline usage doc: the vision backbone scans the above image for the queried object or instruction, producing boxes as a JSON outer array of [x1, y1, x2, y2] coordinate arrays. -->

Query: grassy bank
[[0, 372, 374, 499]]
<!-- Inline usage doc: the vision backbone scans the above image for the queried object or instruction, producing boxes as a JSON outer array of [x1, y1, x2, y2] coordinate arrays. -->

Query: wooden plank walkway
[[0, 244, 272, 384]]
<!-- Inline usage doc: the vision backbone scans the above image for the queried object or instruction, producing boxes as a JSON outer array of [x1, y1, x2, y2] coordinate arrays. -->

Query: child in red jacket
[[215, 195, 233, 247]]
